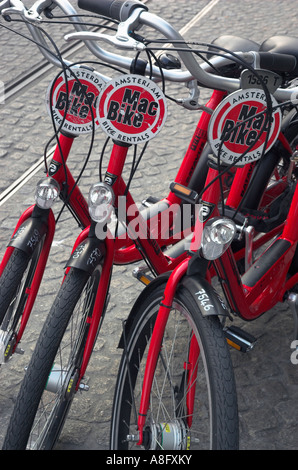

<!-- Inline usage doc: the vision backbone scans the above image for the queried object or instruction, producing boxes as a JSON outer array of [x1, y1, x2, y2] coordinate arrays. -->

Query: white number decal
[[195, 289, 214, 312]]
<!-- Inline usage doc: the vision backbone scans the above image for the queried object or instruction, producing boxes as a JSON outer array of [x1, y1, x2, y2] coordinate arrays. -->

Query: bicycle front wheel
[[3, 266, 101, 450], [110, 282, 238, 450]]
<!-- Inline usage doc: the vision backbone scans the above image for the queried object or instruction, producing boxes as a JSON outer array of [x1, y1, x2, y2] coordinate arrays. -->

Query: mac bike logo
[[208, 88, 282, 167], [97, 74, 167, 144], [107, 88, 158, 128], [222, 104, 272, 146], [55, 82, 97, 119], [46, 66, 106, 135]]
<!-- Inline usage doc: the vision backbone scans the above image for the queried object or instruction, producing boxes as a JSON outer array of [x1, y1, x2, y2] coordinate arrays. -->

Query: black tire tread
[[0, 249, 30, 325]]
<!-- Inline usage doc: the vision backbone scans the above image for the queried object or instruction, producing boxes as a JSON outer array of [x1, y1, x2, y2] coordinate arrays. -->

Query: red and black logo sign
[[208, 89, 281, 166], [46, 66, 105, 135], [97, 74, 167, 144]]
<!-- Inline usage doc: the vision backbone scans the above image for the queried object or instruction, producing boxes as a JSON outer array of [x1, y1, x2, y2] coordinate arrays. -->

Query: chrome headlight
[[201, 217, 236, 260], [88, 182, 114, 223], [35, 177, 60, 209]]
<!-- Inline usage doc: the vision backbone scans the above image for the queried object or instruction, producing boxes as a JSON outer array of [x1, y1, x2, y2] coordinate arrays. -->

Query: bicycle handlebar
[[74, 0, 296, 76], [1, 0, 298, 103], [78, 0, 148, 22], [259, 51, 297, 74]]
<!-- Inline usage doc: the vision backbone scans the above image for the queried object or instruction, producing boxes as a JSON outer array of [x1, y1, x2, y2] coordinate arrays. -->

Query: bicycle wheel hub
[[45, 364, 67, 394], [143, 420, 188, 450]]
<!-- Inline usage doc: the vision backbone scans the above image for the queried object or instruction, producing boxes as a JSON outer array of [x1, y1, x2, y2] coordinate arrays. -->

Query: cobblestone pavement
[[0, 0, 298, 451]]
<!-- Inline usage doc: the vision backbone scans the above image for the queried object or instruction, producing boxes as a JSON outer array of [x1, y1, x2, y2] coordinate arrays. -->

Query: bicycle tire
[[0, 246, 43, 362], [110, 282, 239, 450], [0, 249, 30, 324], [2, 266, 100, 450]]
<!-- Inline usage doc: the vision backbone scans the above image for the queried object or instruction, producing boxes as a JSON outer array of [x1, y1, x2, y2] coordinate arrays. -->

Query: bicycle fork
[[0, 205, 55, 358], [62, 223, 115, 389], [136, 257, 193, 448]]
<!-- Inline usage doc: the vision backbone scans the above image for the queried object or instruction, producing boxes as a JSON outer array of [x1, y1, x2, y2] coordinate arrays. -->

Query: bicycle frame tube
[[213, 242, 295, 320], [167, 90, 226, 206], [92, 87, 285, 272], [103, 142, 171, 274], [226, 163, 256, 209]]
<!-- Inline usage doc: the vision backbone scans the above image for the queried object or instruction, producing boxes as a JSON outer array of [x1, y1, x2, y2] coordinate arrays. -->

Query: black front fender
[[66, 237, 106, 274], [8, 209, 50, 255], [180, 275, 230, 318], [118, 272, 229, 349]]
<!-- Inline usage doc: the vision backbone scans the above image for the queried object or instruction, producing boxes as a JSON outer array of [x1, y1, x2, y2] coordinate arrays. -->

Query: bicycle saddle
[[208, 35, 260, 55], [260, 35, 298, 77], [207, 35, 260, 77]]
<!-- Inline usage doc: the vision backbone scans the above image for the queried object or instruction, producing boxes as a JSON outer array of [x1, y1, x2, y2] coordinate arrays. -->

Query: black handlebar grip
[[258, 51, 297, 73], [78, 0, 148, 22]]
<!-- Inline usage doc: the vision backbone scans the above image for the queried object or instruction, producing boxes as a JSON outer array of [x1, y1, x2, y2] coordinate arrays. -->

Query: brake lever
[[65, 7, 146, 51], [65, 30, 145, 51], [177, 80, 212, 112]]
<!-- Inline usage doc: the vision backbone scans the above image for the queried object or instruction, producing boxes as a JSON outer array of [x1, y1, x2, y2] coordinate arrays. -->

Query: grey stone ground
[[0, 0, 298, 451]]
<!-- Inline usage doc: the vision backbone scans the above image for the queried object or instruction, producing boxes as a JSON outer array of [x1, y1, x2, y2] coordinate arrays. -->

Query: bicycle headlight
[[88, 182, 114, 224], [35, 178, 60, 209], [201, 217, 236, 260]]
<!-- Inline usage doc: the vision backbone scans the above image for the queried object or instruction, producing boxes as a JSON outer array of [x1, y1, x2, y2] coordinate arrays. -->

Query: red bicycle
[[1, 0, 298, 450], [108, 13, 298, 452]]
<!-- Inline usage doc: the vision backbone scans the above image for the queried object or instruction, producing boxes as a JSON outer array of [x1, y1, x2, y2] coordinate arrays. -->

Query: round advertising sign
[[46, 65, 106, 135], [97, 74, 167, 144], [208, 88, 282, 167]]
